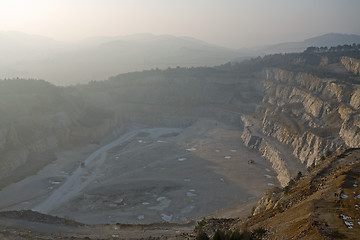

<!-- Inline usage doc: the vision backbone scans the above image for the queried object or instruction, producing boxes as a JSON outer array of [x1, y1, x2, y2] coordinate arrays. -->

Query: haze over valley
[[2, 31, 360, 85]]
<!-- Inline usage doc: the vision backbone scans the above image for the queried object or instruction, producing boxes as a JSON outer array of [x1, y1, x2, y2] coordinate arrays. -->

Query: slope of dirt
[[194, 148, 360, 240], [0, 210, 195, 240]]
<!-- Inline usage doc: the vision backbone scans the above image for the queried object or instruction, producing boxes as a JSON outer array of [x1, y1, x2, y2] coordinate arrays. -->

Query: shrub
[[197, 231, 210, 240], [213, 230, 226, 240], [252, 227, 267, 240], [195, 219, 206, 231], [325, 150, 332, 157], [229, 230, 242, 240], [284, 179, 296, 194], [295, 171, 302, 181]]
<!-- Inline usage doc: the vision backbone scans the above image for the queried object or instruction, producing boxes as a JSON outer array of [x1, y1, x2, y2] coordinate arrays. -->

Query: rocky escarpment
[[0, 80, 120, 183], [74, 68, 264, 127], [231, 148, 360, 240], [238, 54, 360, 186], [0, 110, 118, 181], [241, 116, 301, 187], [341, 56, 360, 75], [256, 68, 360, 167]]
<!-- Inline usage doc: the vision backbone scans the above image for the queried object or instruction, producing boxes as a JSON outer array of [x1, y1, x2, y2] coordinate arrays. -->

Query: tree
[[196, 231, 209, 240], [295, 171, 302, 181]]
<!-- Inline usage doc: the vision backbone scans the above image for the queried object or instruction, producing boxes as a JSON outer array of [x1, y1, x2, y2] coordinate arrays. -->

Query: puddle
[[161, 213, 173, 222], [341, 194, 348, 199], [186, 148, 197, 152], [148, 197, 171, 211], [186, 192, 197, 197], [180, 205, 195, 214]]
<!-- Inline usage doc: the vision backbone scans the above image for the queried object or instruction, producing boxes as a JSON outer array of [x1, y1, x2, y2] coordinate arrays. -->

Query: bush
[[325, 150, 332, 157], [197, 231, 210, 240], [252, 227, 267, 240], [224, 230, 251, 240], [284, 179, 296, 194], [195, 219, 206, 231], [229, 230, 242, 240], [213, 230, 226, 240], [295, 171, 302, 181]]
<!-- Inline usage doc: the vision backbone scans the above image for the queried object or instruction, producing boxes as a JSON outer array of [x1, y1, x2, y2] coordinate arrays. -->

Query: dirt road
[[32, 128, 182, 214]]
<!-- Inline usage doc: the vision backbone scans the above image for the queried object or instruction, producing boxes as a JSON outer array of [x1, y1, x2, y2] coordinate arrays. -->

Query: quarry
[[0, 45, 359, 239]]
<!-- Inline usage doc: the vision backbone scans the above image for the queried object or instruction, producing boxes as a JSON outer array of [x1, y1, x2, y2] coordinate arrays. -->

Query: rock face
[[252, 187, 283, 215], [241, 115, 304, 187], [234, 148, 360, 240], [341, 56, 360, 75], [239, 56, 360, 185], [256, 68, 360, 166], [0, 80, 119, 182]]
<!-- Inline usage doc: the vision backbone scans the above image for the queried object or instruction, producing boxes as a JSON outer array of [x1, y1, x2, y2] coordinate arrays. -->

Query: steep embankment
[[195, 148, 360, 240], [0, 80, 119, 188], [71, 68, 264, 127], [240, 53, 360, 186], [341, 56, 360, 75]]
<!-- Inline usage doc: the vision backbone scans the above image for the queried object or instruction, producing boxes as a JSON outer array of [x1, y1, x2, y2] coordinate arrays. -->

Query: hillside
[[237, 33, 360, 57], [193, 148, 360, 240], [0, 32, 242, 85], [0, 79, 119, 189], [2, 32, 360, 85], [0, 45, 359, 238]]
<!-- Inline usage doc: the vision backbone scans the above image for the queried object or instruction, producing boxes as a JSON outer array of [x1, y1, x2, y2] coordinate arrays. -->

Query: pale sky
[[0, 0, 359, 48]]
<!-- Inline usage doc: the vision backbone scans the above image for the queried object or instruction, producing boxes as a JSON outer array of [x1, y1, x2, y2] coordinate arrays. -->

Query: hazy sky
[[1, 0, 359, 48]]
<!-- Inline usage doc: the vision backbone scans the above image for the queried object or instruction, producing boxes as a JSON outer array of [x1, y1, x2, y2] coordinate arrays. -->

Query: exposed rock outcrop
[[252, 187, 282, 215], [341, 56, 360, 75], [241, 116, 302, 187], [0, 80, 120, 183], [257, 68, 359, 166]]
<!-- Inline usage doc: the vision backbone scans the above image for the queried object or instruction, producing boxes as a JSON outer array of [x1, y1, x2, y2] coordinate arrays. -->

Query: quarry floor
[[0, 118, 278, 225]]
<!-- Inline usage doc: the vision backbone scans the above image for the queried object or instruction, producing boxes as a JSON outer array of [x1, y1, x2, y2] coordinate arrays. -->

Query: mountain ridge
[[1, 31, 360, 85]]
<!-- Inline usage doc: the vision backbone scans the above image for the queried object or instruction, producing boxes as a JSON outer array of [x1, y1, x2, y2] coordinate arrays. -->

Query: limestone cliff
[[0, 80, 120, 182], [257, 68, 360, 166], [241, 116, 304, 187], [341, 56, 360, 75], [238, 57, 360, 187]]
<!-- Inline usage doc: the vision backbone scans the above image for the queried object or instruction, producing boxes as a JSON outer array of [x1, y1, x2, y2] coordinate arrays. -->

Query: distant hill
[[2, 32, 360, 85], [304, 33, 360, 47], [233, 33, 360, 61], [0, 32, 243, 85], [0, 31, 65, 51]]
